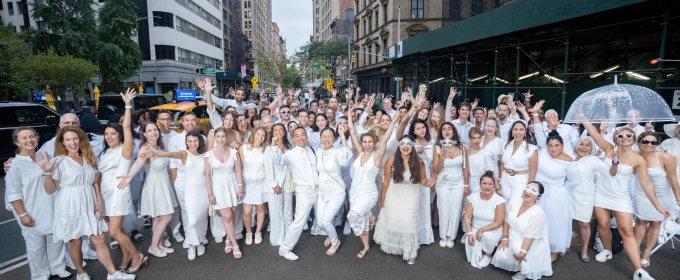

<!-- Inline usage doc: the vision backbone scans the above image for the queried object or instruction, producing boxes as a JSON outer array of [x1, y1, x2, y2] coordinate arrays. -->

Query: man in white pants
[[270, 127, 319, 260]]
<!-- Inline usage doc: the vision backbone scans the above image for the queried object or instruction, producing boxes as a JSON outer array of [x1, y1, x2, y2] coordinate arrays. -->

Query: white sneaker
[[279, 250, 299, 261], [343, 222, 351, 235], [215, 236, 224, 244], [197, 245, 205, 256], [245, 233, 253, 245], [447, 239, 455, 248], [107, 270, 136, 280], [511, 272, 527, 280], [202, 238, 209, 245], [634, 269, 655, 280], [439, 239, 447, 247], [254, 232, 262, 245], [236, 233, 244, 240], [172, 231, 184, 242], [332, 217, 342, 227], [303, 222, 309, 231], [82, 248, 98, 260], [54, 270, 72, 279], [595, 250, 612, 262], [76, 273, 91, 280], [162, 237, 172, 247], [187, 246, 196, 261], [479, 255, 491, 267]]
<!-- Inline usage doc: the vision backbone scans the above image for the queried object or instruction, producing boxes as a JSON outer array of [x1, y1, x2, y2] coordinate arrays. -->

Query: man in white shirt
[[540, 109, 579, 158], [212, 89, 247, 114], [274, 104, 297, 126], [290, 102, 301, 119], [157, 110, 185, 243], [309, 100, 319, 114], [328, 96, 344, 120], [382, 97, 397, 119], [473, 107, 485, 129], [318, 99, 327, 114], [497, 101, 520, 142], [271, 128, 320, 261], [451, 102, 475, 146]]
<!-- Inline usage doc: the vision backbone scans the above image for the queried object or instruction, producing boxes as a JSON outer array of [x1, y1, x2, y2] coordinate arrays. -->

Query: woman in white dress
[[38, 126, 136, 280], [143, 131, 208, 261], [491, 181, 552, 280], [347, 108, 400, 258], [633, 132, 680, 267], [239, 127, 270, 246], [581, 118, 671, 280], [6, 127, 70, 279], [97, 89, 146, 272], [468, 127, 500, 194], [432, 122, 469, 248], [571, 136, 609, 263], [482, 118, 503, 177], [499, 120, 538, 202], [316, 127, 352, 255], [464, 171, 506, 269], [205, 127, 245, 259], [264, 123, 295, 246], [118, 122, 177, 259], [373, 136, 433, 265]]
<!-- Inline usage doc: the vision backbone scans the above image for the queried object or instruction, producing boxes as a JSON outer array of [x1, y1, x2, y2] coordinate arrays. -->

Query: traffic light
[[251, 76, 258, 90], [351, 55, 356, 63], [327, 78, 334, 91], [221, 61, 226, 71]]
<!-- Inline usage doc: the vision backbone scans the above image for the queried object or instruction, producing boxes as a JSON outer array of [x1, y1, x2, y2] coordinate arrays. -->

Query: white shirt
[[161, 131, 179, 148], [501, 140, 537, 171], [212, 95, 246, 114], [4, 155, 55, 235], [451, 118, 475, 146], [270, 145, 319, 192], [38, 137, 57, 157], [167, 131, 205, 184], [498, 115, 520, 142], [384, 108, 397, 119], [317, 147, 352, 201]]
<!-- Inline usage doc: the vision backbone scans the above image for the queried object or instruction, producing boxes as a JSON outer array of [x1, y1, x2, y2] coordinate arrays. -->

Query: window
[[316, 7, 319, 14], [177, 47, 219, 67], [36, 21, 47, 31], [384, 4, 387, 24], [192, 105, 209, 118], [152, 11, 174, 27], [155, 45, 175, 60], [368, 15, 372, 31], [12, 106, 57, 126], [363, 19, 366, 36], [411, 0, 424, 19], [17, 1, 25, 14], [368, 45, 372, 65], [175, 0, 221, 29], [207, 0, 220, 9], [175, 16, 221, 48], [375, 10, 378, 27], [8, 2, 14, 15]]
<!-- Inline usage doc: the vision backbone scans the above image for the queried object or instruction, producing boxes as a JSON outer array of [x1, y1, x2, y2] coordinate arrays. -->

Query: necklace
[[444, 146, 455, 153]]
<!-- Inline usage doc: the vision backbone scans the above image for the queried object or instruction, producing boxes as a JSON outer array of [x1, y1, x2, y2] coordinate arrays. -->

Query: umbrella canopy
[[563, 78, 674, 124]]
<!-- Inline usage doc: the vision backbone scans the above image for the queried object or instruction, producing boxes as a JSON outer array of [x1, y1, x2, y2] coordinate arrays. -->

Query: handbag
[[208, 151, 217, 217]]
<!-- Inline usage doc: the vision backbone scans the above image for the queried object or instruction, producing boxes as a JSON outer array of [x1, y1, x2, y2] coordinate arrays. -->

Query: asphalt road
[[2, 178, 679, 280]]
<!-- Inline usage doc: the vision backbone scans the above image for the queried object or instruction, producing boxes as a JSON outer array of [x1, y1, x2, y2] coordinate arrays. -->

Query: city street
[[2, 179, 679, 279]]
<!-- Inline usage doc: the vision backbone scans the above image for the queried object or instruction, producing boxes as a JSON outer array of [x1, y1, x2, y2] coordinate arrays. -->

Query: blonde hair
[[54, 126, 98, 169], [246, 126, 268, 153], [614, 127, 637, 143], [427, 107, 445, 132], [483, 118, 501, 137], [360, 130, 379, 143]]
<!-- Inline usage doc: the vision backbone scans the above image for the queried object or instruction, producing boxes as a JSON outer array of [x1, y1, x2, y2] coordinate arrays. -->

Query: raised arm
[[576, 108, 614, 155], [374, 115, 400, 167], [445, 87, 457, 122], [396, 93, 424, 138], [121, 88, 136, 159], [523, 90, 533, 110], [36, 152, 58, 194], [347, 106, 363, 155]]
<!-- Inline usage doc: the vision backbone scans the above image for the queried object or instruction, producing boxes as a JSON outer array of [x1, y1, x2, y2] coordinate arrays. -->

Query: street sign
[[203, 69, 217, 74], [311, 63, 318, 69], [132, 72, 140, 78], [394, 77, 403, 81]]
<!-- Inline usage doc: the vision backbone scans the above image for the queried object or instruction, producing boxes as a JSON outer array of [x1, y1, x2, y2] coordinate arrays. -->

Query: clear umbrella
[[563, 77, 675, 124]]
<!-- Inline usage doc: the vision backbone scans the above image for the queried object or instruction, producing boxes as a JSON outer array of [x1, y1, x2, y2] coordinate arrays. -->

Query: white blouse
[[4, 155, 55, 235], [317, 147, 352, 201], [501, 141, 537, 171]]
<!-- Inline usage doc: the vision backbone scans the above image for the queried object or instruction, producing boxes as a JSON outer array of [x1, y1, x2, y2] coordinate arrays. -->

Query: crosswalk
[[0, 219, 27, 275]]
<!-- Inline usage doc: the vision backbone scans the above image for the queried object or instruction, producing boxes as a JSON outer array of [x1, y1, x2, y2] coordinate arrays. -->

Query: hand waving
[[448, 87, 457, 100], [121, 87, 137, 105], [203, 78, 216, 94], [35, 152, 57, 173]]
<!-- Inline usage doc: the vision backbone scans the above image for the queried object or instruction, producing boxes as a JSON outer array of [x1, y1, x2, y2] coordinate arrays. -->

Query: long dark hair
[[337, 117, 350, 140], [546, 130, 563, 145], [504, 120, 532, 151], [139, 122, 165, 150], [186, 130, 206, 154], [312, 113, 328, 132], [249, 114, 261, 129], [272, 123, 293, 150], [101, 123, 124, 155], [435, 122, 462, 150], [408, 119, 431, 142], [392, 135, 423, 184]]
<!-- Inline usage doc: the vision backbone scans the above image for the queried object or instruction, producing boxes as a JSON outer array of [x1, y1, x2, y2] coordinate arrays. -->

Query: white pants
[[167, 204, 182, 234], [174, 180, 189, 234], [20, 227, 65, 280], [234, 204, 244, 236], [279, 189, 318, 253], [437, 187, 465, 241], [210, 215, 226, 239], [316, 193, 345, 245], [267, 192, 294, 246]]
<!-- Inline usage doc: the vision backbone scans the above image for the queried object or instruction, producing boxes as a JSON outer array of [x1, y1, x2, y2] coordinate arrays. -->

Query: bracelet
[[467, 232, 473, 235], [43, 172, 52, 176], [97, 197, 102, 201], [18, 212, 28, 218], [124, 105, 132, 109], [464, 184, 469, 187], [532, 114, 539, 116], [520, 249, 527, 254], [237, 184, 243, 186], [501, 238, 508, 241]]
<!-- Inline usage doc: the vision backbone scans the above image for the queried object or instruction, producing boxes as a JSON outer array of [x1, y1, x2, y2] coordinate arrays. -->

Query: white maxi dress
[[183, 152, 208, 246]]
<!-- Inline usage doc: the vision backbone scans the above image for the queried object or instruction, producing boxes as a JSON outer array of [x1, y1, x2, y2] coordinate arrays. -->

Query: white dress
[[373, 170, 421, 260], [98, 145, 132, 216], [634, 152, 675, 222], [492, 199, 552, 279], [435, 147, 466, 241], [348, 152, 380, 235], [414, 141, 435, 245], [535, 149, 580, 253], [572, 155, 609, 222], [183, 152, 208, 246], [241, 145, 268, 204], [500, 141, 537, 202], [595, 158, 636, 213], [206, 149, 240, 209], [52, 157, 108, 242], [140, 147, 177, 217], [482, 137, 503, 177], [468, 148, 496, 193], [465, 193, 505, 269]]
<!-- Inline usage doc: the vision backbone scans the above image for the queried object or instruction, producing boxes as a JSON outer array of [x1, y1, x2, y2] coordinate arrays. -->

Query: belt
[[504, 169, 528, 176]]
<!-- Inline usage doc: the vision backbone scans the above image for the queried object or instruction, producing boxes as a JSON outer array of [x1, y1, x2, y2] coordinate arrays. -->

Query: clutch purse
[[209, 203, 216, 217]]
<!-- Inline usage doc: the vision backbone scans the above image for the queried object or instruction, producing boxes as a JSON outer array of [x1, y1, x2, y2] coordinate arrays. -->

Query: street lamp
[[651, 58, 680, 64], [335, 34, 353, 87]]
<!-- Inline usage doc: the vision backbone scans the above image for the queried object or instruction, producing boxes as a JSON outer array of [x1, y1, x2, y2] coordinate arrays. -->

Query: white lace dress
[[348, 152, 380, 235], [373, 170, 421, 260], [492, 199, 552, 279]]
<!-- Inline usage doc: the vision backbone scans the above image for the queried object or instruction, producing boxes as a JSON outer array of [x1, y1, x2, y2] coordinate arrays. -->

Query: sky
[[272, 0, 313, 57]]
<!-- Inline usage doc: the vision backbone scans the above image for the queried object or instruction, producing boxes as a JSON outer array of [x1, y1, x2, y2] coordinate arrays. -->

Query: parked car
[[149, 101, 219, 135], [0, 102, 60, 174], [97, 94, 167, 124]]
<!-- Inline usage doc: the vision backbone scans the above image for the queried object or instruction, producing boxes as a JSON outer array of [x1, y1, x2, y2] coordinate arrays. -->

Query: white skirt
[[373, 180, 420, 260], [538, 186, 573, 253], [243, 180, 267, 205], [212, 174, 240, 209], [53, 185, 108, 242], [572, 188, 594, 223]]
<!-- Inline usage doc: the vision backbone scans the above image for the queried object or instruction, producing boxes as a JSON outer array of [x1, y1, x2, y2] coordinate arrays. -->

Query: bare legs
[[89, 234, 117, 275], [634, 219, 661, 266], [151, 214, 172, 252], [107, 216, 142, 268], [612, 211, 642, 270], [243, 203, 265, 233], [579, 221, 591, 259], [594, 207, 613, 252], [219, 207, 241, 257]]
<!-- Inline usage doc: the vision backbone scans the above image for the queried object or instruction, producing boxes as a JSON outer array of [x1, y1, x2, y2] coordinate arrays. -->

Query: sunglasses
[[281, 111, 291, 114], [616, 133, 634, 139], [640, 140, 659, 146]]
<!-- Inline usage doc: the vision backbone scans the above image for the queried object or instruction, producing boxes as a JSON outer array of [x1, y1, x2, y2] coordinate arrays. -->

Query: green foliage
[[0, 23, 32, 100], [14, 52, 99, 113], [97, 0, 143, 92], [298, 40, 349, 61], [258, 55, 303, 89]]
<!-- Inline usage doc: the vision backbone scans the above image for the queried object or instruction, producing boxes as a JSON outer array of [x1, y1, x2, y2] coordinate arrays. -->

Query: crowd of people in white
[[5, 79, 680, 280]]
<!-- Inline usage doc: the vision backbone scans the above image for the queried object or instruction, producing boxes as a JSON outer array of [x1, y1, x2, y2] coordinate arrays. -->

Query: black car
[[97, 94, 167, 124], [0, 102, 60, 171]]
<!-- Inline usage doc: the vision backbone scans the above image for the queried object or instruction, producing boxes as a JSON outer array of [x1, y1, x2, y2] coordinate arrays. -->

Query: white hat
[[497, 94, 511, 105], [663, 123, 679, 138]]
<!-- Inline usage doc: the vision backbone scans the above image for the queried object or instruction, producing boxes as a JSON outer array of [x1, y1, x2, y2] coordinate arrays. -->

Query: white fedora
[[663, 123, 679, 138]]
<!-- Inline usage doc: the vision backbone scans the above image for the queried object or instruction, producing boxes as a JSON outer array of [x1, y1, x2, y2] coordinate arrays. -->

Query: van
[[97, 94, 167, 124]]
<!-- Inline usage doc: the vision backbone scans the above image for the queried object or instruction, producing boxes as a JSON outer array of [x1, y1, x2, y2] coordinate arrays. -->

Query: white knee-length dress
[[595, 158, 636, 213], [348, 152, 380, 235], [241, 145, 268, 204], [140, 147, 177, 217], [206, 149, 240, 209], [99, 145, 132, 216], [634, 152, 675, 222]]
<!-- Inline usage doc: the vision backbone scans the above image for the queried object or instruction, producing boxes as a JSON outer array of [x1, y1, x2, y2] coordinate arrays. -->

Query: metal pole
[[347, 35, 352, 90], [515, 38, 520, 98], [656, 12, 668, 92], [397, 6, 401, 43], [493, 44, 498, 106], [561, 34, 570, 116], [464, 48, 468, 101]]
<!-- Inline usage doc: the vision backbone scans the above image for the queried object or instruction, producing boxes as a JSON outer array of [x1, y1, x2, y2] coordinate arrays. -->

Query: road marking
[[0, 260, 28, 274], [0, 255, 26, 267], [0, 218, 15, 226]]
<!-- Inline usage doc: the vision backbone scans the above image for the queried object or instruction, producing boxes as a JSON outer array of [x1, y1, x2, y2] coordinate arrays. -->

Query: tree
[[27, 0, 100, 62], [297, 40, 349, 61], [97, 0, 143, 93], [0, 23, 32, 100], [258, 55, 303, 89], [14, 52, 99, 113]]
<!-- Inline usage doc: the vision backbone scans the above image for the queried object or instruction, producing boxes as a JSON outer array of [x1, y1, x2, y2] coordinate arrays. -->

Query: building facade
[[272, 22, 281, 60], [242, 0, 272, 81], [313, 0, 354, 42]]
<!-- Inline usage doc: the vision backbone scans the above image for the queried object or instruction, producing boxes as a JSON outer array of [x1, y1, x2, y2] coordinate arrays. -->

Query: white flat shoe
[[148, 247, 167, 258], [439, 239, 447, 248], [595, 250, 612, 262]]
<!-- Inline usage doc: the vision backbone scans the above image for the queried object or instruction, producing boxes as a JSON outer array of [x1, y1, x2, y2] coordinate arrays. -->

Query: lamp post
[[336, 34, 352, 89], [397, 6, 401, 43]]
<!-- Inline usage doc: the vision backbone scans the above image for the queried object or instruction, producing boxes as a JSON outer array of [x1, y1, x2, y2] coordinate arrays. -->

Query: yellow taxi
[[149, 101, 219, 135]]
